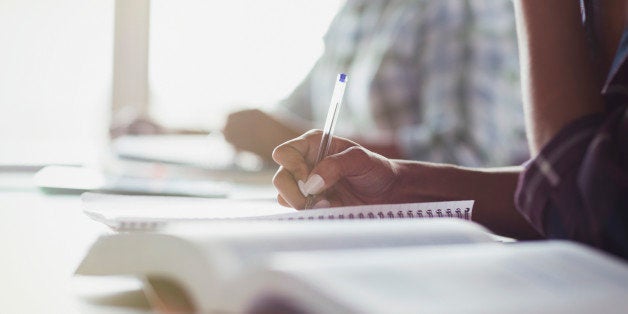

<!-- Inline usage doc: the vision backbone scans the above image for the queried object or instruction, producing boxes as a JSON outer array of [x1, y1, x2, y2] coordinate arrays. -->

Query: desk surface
[[0, 172, 276, 313]]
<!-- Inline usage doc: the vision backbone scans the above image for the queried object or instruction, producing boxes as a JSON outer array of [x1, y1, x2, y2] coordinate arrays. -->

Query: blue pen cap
[[339, 73, 347, 83]]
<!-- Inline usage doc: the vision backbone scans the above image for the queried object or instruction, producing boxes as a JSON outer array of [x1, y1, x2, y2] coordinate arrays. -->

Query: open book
[[81, 193, 474, 231], [75, 219, 628, 313]]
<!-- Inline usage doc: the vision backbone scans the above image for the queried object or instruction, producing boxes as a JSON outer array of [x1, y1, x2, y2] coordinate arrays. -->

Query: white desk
[[0, 173, 149, 313], [0, 172, 276, 313]]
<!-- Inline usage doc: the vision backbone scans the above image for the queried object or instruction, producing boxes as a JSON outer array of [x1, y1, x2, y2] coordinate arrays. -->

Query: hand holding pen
[[302, 73, 348, 209], [271, 121, 403, 210], [273, 73, 410, 209]]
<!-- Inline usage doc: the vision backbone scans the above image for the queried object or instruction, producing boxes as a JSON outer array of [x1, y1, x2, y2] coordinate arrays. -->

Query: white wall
[[149, 0, 343, 129], [0, 0, 113, 164], [0, 0, 343, 164]]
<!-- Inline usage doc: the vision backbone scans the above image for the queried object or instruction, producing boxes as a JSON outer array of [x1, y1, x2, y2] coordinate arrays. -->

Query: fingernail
[[303, 174, 325, 195], [297, 180, 307, 197], [313, 199, 331, 209]]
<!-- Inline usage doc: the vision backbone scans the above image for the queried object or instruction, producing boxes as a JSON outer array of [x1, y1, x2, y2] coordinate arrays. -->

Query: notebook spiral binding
[[277, 208, 472, 221], [118, 221, 165, 232], [113, 206, 472, 231]]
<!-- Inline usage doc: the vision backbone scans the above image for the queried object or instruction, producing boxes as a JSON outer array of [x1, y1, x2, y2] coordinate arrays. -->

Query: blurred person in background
[[115, 0, 527, 168], [222, 0, 526, 167]]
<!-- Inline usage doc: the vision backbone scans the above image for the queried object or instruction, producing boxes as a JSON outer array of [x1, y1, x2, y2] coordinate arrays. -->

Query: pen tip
[[339, 73, 347, 82]]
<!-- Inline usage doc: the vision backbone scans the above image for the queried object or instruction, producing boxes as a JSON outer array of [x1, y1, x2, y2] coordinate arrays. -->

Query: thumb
[[300, 146, 374, 195]]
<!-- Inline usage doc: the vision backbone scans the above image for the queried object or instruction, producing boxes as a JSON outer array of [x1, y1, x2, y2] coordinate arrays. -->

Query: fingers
[[272, 131, 321, 181], [271, 130, 327, 209], [277, 194, 290, 207], [306, 146, 375, 194], [273, 166, 306, 209], [286, 146, 378, 208], [272, 130, 360, 179], [277, 192, 330, 209], [312, 199, 331, 208], [273, 130, 319, 158], [271, 130, 364, 209]]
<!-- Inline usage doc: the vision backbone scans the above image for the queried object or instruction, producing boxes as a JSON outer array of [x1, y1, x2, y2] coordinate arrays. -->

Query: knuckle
[[303, 129, 323, 141], [304, 129, 322, 136], [345, 146, 370, 161], [303, 130, 323, 147]]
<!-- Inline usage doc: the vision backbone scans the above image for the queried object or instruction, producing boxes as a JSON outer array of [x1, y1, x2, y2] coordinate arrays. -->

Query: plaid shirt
[[276, 0, 526, 167], [515, 29, 628, 259]]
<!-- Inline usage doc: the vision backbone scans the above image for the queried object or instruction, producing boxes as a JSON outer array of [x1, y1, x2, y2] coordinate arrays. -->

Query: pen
[[304, 73, 348, 209]]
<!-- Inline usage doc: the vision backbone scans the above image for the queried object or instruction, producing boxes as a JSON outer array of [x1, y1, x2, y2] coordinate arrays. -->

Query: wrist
[[389, 160, 538, 239], [390, 161, 461, 203]]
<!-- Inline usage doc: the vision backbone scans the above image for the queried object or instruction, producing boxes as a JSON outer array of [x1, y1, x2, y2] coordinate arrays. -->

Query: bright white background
[[0, 0, 343, 165], [150, 0, 343, 129], [0, 0, 113, 165]]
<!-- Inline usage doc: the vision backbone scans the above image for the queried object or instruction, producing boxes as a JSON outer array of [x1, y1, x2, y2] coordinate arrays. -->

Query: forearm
[[393, 161, 541, 239], [514, 1, 604, 155]]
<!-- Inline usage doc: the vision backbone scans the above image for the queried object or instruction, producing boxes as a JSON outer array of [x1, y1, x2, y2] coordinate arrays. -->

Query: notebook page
[[82, 193, 473, 231], [82, 193, 293, 230]]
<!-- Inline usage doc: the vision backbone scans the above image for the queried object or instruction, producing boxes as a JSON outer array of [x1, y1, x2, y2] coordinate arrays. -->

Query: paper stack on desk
[[34, 166, 230, 198]]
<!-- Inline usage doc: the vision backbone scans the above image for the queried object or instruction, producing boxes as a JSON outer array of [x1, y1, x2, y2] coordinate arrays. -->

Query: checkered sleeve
[[515, 106, 628, 258]]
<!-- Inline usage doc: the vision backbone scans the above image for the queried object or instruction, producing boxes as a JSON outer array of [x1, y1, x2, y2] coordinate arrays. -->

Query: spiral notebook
[[81, 192, 474, 232]]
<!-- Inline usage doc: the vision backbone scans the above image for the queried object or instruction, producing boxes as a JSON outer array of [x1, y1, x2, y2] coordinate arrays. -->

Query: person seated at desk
[[113, 0, 527, 168], [271, 0, 628, 259], [223, 0, 526, 167]]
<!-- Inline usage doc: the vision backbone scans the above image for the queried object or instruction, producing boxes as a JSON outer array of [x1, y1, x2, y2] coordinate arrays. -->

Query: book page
[[176, 219, 493, 264], [77, 219, 495, 313], [260, 241, 628, 313]]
